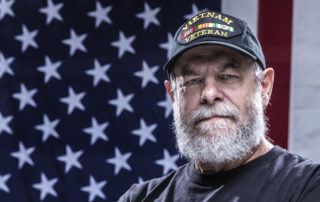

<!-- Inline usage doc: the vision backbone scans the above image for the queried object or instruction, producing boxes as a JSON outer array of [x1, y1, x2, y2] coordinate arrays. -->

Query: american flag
[[0, 0, 220, 201]]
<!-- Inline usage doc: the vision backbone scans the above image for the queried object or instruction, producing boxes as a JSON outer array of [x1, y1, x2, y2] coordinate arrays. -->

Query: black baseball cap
[[163, 10, 266, 74]]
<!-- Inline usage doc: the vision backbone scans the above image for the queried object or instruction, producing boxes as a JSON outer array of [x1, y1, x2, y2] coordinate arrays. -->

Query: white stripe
[[221, 0, 259, 34], [289, 0, 320, 161]]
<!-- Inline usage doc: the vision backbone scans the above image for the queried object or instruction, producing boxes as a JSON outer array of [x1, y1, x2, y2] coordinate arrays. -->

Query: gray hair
[[253, 62, 263, 82]]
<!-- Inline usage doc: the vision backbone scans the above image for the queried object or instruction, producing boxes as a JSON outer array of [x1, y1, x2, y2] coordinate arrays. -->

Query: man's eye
[[221, 75, 238, 80], [185, 78, 201, 85]]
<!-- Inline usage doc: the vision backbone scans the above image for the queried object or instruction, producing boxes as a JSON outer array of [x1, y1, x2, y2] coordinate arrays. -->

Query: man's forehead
[[173, 45, 253, 74]]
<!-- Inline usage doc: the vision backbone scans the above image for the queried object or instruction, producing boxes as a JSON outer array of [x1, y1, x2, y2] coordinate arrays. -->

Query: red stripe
[[258, 0, 293, 149]]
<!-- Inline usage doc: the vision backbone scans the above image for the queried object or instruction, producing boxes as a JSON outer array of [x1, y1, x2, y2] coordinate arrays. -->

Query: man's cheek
[[185, 97, 201, 112]]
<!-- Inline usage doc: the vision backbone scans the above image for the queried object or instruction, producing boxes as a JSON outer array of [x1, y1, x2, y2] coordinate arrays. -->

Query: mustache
[[189, 103, 240, 125]]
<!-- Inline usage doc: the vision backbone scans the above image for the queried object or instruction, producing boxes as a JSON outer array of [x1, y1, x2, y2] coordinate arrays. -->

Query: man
[[119, 10, 320, 201]]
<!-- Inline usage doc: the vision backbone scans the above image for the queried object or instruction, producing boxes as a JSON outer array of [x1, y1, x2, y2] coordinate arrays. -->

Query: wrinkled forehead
[[172, 45, 254, 76]]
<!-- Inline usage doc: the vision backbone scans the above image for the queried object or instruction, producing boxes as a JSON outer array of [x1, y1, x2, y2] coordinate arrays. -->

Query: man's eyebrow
[[177, 55, 245, 75], [220, 62, 242, 72], [180, 66, 199, 76]]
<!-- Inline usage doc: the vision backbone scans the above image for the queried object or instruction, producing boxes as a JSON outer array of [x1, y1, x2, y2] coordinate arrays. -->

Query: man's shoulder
[[263, 147, 319, 190], [265, 146, 320, 182], [118, 162, 189, 202], [277, 147, 320, 200], [275, 146, 320, 170]]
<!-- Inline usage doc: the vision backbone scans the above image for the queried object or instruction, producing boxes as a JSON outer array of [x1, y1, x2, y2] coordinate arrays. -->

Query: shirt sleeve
[[298, 169, 320, 201], [117, 184, 137, 202], [117, 183, 149, 202]]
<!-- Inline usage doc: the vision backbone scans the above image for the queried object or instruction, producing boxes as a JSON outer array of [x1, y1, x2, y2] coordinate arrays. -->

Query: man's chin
[[195, 130, 230, 139], [196, 124, 235, 136]]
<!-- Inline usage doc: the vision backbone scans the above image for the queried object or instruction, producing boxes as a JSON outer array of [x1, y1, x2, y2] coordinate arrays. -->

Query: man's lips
[[195, 115, 232, 125]]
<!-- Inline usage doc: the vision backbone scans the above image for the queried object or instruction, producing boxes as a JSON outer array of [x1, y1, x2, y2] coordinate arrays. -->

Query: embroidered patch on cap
[[176, 11, 242, 44]]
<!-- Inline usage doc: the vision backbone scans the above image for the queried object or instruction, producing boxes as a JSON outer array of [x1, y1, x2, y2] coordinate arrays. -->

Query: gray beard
[[172, 88, 266, 166]]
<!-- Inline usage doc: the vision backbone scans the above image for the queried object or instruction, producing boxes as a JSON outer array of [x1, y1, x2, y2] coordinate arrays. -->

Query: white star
[[0, 112, 13, 135], [12, 83, 37, 111], [106, 147, 132, 175], [131, 119, 157, 146], [32, 173, 58, 201], [38, 0, 63, 25], [159, 32, 173, 58], [0, 173, 11, 193], [60, 87, 86, 115], [157, 94, 173, 118], [111, 31, 136, 58], [136, 2, 161, 29], [10, 142, 35, 169], [184, 3, 200, 20], [37, 55, 62, 83], [87, 1, 112, 28], [62, 29, 87, 56], [0, 0, 15, 20], [85, 59, 111, 87], [155, 149, 179, 175], [108, 88, 134, 117], [83, 117, 109, 145], [35, 114, 60, 142], [134, 60, 159, 88], [0, 52, 14, 79], [14, 24, 38, 52], [81, 175, 107, 202], [57, 144, 83, 173]]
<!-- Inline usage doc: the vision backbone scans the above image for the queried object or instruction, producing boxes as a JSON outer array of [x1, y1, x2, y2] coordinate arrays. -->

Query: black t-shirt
[[119, 146, 320, 202]]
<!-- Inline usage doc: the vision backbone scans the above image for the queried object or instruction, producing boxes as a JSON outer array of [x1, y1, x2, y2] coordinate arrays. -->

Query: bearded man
[[119, 10, 320, 202]]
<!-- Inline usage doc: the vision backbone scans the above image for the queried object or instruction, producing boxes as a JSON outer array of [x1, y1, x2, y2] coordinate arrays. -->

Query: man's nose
[[200, 79, 223, 105]]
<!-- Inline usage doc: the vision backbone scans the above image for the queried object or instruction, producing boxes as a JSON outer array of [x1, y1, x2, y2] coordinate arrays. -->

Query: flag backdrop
[[0, 0, 319, 201]]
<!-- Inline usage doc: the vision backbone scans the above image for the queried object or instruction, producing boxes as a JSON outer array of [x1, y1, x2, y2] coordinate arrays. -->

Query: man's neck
[[194, 138, 274, 174]]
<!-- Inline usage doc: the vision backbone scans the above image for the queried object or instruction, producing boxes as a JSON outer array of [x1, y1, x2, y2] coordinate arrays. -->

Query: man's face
[[167, 45, 267, 165]]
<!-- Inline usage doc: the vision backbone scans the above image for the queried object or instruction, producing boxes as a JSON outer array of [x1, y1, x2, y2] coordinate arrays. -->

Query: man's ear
[[164, 80, 174, 103], [260, 67, 274, 108]]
